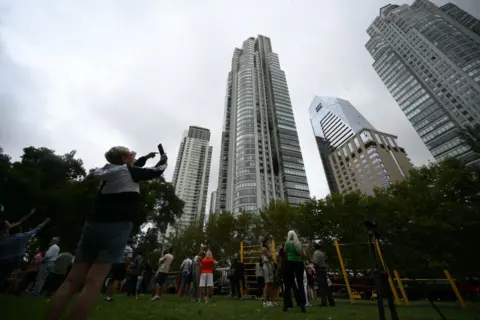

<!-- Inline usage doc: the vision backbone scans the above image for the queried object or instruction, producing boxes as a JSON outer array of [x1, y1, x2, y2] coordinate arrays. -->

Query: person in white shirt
[[179, 257, 192, 297], [151, 248, 174, 300], [32, 237, 60, 295]]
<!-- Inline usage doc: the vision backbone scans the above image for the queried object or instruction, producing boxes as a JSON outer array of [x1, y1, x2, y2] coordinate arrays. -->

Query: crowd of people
[[0, 146, 336, 319]]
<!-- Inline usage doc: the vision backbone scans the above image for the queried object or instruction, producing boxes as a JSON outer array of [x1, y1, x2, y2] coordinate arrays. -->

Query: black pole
[[365, 220, 400, 320], [368, 231, 386, 320]]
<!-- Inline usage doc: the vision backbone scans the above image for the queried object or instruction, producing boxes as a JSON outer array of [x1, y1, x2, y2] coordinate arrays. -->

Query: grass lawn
[[1, 294, 478, 320]]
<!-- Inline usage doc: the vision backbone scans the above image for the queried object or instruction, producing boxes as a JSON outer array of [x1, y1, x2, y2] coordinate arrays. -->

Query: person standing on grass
[[283, 230, 306, 313], [141, 260, 154, 294], [312, 243, 335, 307], [13, 251, 44, 294], [127, 251, 144, 297], [43, 252, 74, 297], [179, 256, 192, 297], [105, 241, 133, 302], [32, 236, 60, 296], [261, 238, 275, 307], [255, 257, 265, 300], [44, 146, 167, 320], [192, 251, 204, 302], [152, 248, 174, 300], [306, 262, 317, 302], [0, 217, 51, 292], [199, 250, 216, 303]]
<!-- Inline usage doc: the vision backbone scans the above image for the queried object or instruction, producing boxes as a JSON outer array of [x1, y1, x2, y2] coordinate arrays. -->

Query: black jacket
[[89, 156, 167, 222]]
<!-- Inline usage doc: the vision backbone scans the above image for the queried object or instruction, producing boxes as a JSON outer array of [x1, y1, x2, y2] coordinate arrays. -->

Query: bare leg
[[44, 263, 90, 320], [205, 287, 211, 303], [106, 280, 117, 298], [68, 263, 111, 320]]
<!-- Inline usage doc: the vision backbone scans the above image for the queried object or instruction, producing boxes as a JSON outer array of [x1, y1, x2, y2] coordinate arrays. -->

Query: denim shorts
[[75, 221, 132, 264], [155, 272, 168, 285]]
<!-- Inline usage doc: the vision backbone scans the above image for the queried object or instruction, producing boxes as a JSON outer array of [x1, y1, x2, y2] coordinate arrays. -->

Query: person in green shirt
[[282, 230, 306, 313]]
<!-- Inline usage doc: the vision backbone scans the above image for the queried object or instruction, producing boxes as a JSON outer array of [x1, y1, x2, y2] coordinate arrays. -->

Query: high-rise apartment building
[[441, 3, 480, 36], [171, 126, 212, 230], [216, 35, 310, 214], [366, 0, 480, 165], [309, 96, 413, 195]]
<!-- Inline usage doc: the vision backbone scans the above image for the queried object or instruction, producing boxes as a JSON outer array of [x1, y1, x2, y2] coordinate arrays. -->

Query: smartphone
[[157, 144, 165, 156]]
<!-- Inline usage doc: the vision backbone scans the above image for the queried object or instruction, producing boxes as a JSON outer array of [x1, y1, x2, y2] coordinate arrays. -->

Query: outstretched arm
[[128, 154, 168, 182], [9, 208, 36, 229], [133, 152, 158, 168]]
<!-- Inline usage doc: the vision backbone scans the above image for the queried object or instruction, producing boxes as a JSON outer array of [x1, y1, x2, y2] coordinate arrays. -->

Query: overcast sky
[[1, 0, 479, 205]]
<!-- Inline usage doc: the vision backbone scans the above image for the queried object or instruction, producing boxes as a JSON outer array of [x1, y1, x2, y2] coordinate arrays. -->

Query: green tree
[[204, 212, 236, 263]]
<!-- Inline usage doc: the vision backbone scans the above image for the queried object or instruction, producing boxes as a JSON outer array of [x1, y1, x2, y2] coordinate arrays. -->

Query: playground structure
[[239, 240, 276, 297], [238, 239, 468, 308]]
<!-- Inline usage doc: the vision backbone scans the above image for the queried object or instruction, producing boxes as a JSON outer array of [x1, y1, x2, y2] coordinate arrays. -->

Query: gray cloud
[[0, 0, 478, 205]]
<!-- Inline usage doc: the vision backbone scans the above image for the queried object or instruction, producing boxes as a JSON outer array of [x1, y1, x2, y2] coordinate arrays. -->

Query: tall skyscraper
[[309, 96, 375, 193], [309, 96, 413, 195], [171, 126, 213, 230], [216, 35, 310, 214], [366, 0, 480, 165]]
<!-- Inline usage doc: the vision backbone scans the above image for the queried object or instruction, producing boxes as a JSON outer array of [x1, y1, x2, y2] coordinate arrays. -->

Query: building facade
[[329, 129, 413, 195], [366, 0, 480, 165], [209, 191, 217, 214], [309, 96, 375, 194], [171, 126, 213, 230], [216, 35, 310, 214]]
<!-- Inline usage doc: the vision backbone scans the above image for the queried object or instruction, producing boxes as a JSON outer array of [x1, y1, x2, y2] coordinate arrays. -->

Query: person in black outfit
[[229, 258, 245, 299], [127, 251, 144, 296], [141, 260, 153, 294], [234, 259, 246, 299]]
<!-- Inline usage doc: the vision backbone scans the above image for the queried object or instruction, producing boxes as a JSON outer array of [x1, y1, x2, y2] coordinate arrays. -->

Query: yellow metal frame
[[239, 239, 277, 299], [334, 239, 355, 304], [375, 240, 401, 305], [444, 270, 467, 309], [393, 270, 409, 305]]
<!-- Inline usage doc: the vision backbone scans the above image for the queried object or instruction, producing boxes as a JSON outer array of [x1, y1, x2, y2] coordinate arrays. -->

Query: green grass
[[1, 294, 478, 320]]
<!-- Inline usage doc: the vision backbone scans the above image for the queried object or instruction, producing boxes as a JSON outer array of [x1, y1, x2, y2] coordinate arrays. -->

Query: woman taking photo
[[283, 230, 306, 313]]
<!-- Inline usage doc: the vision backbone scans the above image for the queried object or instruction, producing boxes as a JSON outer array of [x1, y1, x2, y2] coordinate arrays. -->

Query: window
[[315, 102, 323, 112]]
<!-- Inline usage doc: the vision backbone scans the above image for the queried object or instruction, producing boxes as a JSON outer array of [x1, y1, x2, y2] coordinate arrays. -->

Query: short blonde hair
[[206, 250, 213, 258], [105, 146, 130, 165]]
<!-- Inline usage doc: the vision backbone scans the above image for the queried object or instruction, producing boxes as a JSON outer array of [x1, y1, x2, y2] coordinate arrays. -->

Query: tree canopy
[[166, 158, 480, 278], [1, 146, 478, 279], [0, 146, 184, 256]]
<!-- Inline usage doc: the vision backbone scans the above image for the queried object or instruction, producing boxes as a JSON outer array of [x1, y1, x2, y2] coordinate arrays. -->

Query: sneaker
[[151, 295, 162, 301], [104, 296, 113, 302], [263, 301, 274, 307]]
